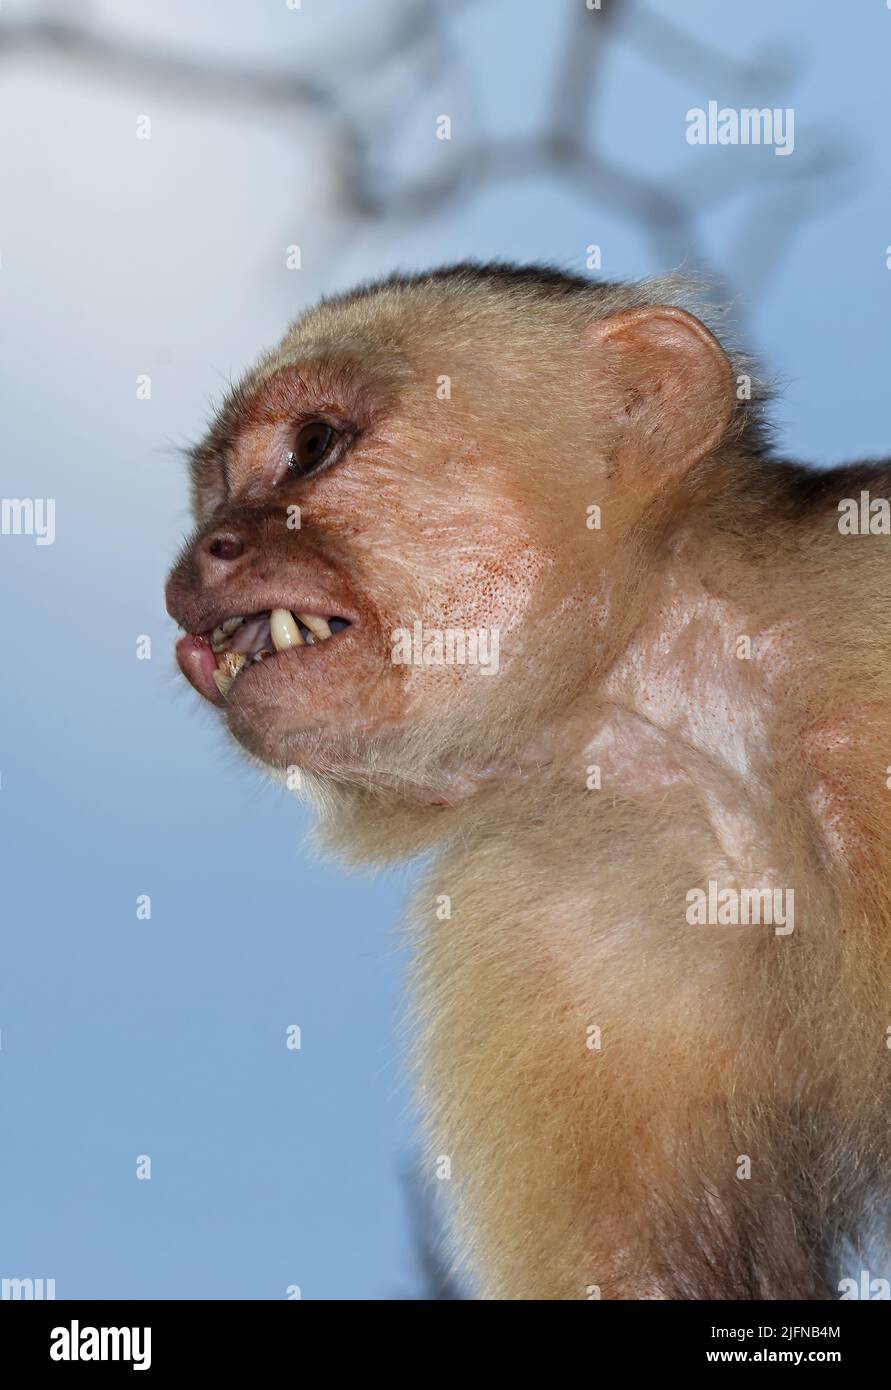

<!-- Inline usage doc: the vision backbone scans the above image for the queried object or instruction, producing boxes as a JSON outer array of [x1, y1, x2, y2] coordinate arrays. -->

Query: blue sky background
[[1, 0, 889, 1298]]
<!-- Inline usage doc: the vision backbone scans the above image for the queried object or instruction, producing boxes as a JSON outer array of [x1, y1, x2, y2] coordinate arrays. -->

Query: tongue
[[175, 633, 224, 705], [230, 613, 272, 654]]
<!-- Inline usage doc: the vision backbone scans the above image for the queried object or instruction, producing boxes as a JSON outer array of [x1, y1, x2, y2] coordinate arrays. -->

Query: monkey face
[[166, 277, 735, 801], [165, 333, 562, 794]]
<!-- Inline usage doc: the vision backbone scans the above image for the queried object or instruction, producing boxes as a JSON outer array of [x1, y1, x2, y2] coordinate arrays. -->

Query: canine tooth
[[297, 613, 332, 641], [270, 608, 303, 650], [213, 669, 233, 697]]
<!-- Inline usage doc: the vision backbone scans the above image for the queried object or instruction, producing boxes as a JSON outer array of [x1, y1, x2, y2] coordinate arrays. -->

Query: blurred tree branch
[[1, 0, 856, 304]]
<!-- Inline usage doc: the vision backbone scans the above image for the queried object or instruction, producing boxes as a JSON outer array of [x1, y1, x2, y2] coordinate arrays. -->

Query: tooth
[[212, 649, 247, 697], [270, 607, 304, 650], [220, 650, 247, 679], [211, 616, 245, 652], [213, 669, 233, 697], [297, 613, 332, 641]]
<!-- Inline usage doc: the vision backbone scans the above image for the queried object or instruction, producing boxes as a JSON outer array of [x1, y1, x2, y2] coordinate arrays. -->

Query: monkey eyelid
[[281, 415, 361, 484]]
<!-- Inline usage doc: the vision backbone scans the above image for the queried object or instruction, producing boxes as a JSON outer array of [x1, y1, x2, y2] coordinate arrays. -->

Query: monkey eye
[[286, 420, 338, 479]]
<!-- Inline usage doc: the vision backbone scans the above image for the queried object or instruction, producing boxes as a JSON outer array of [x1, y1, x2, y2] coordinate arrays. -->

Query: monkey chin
[[223, 663, 536, 863], [219, 639, 399, 773]]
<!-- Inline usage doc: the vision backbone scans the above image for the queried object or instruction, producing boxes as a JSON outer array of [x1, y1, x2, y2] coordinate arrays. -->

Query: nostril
[[206, 534, 244, 563]]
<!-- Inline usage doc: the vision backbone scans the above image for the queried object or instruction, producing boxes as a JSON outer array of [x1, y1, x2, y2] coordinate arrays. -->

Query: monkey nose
[[206, 533, 245, 562], [192, 530, 248, 583]]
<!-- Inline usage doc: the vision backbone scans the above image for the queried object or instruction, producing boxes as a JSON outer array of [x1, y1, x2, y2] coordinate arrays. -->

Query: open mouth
[[176, 607, 353, 702], [209, 609, 351, 696]]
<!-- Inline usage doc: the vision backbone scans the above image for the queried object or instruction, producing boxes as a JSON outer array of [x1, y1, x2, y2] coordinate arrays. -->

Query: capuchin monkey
[[166, 263, 891, 1300]]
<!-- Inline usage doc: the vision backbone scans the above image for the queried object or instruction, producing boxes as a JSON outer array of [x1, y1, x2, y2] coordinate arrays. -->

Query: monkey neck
[[418, 487, 813, 868], [491, 489, 789, 788], [315, 457, 864, 867]]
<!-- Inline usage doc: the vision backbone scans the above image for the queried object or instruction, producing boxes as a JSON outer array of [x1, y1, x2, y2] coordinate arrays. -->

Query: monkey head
[[166, 267, 739, 824]]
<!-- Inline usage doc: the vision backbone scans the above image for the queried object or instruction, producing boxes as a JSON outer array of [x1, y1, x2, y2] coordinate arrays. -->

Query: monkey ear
[[587, 305, 735, 487]]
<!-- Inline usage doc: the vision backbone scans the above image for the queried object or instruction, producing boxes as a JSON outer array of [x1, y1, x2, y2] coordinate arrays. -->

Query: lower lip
[[175, 627, 357, 707], [175, 633, 223, 705]]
